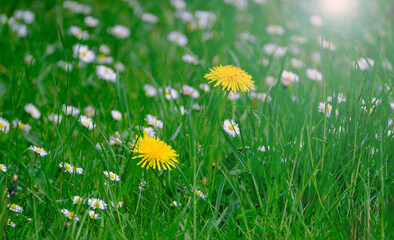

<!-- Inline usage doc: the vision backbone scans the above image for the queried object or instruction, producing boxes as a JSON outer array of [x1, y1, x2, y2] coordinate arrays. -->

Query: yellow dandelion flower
[[131, 134, 179, 171], [204, 65, 255, 93]]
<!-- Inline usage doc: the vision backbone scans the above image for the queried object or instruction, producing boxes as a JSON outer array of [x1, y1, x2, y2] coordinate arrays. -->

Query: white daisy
[[108, 25, 130, 39], [199, 83, 210, 93], [104, 171, 120, 181], [28, 146, 48, 157], [143, 84, 157, 97], [228, 91, 240, 100], [163, 87, 179, 100], [88, 210, 100, 219], [7, 219, 15, 227], [136, 126, 155, 137], [57, 60, 73, 71], [12, 119, 31, 132], [84, 105, 95, 117], [109, 132, 122, 146], [111, 110, 122, 121], [291, 58, 305, 69], [72, 196, 84, 204], [88, 198, 107, 210], [181, 85, 199, 98], [8, 203, 23, 213], [168, 31, 188, 46], [84, 16, 99, 27], [79, 115, 95, 130], [24, 103, 41, 119], [145, 114, 163, 129], [72, 44, 95, 63], [63, 105, 80, 116], [60, 209, 79, 221], [141, 13, 159, 24], [266, 24, 284, 35], [223, 119, 240, 137], [75, 167, 83, 174], [96, 65, 116, 82], [317, 36, 336, 51], [353, 58, 374, 71], [68, 26, 89, 40], [170, 201, 181, 207], [195, 190, 206, 199], [0, 164, 6, 172], [48, 113, 62, 123], [318, 102, 337, 117], [0, 118, 10, 134], [99, 45, 111, 55], [182, 54, 199, 65], [281, 70, 299, 87], [59, 162, 74, 173], [306, 69, 323, 81]]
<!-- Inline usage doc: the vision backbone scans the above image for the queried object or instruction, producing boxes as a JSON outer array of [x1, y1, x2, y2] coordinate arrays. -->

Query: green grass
[[0, 0, 393, 239]]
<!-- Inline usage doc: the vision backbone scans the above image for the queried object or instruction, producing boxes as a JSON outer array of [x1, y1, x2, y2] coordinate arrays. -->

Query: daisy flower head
[[96, 54, 114, 64], [25, 103, 41, 119], [59, 162, 74, 173], [163, 87, 179, 100], [131, 134, 179, 171], [144, 84, 157, 97], [223, 119, 240, 137], [63, 105, 80, 116], [48, 113, 62, 124], [266, 24, 284, 35], [110, 132, 122, 146], [8, 203, 23, 213], [84, 16, 99, 27], [281, 70, 299, 87], [306, 69, 323, 81], [168, 31, 188, 46], [199, 83, 210, 93], [104, 171, 120, 181], [108, 25, 130, 39], [76, 167, 83, 174], [291, 58, 305, 69], [60, 209, 79, 221], [68, 26, 89, 40], [79, 115, 95, 130], [170, 201, 181, 207], [318, 102, 335, 117], [145, 114, 163, 129], [84, 105, 95, 117], [204, 65, 254, 93], [28, 146, 48, 157], [0, 164, 6, 172], [228, 91, 240, 100], [141, 13, 159, 24], [182, 54, 199, 65], [88, 210, 100, 219], [88, 198, 107, 210], [317, 36, 336, 51], [111, 110, 122, 121], [195, 190, 206, 199], [137, 126, 155, 137], [12, 119, 32, 132], [0, 117, 10, 134], [57, 60, 73, 71], [72, 44, 95, 63], [96, 65, 116, 82], [181, 85, 200, 98], [72, 196, 84, 204], [353, 58, 374, 71], [7, 219, 15, 227]]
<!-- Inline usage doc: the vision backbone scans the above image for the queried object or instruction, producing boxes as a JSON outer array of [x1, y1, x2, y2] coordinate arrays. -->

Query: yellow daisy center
[[36, 148, 42, 153], [165, 90, 170, 95], [19, 123, 25, 129], [76, 198, 81, 203], [0, 123, 4, 128], [93, 202, 101, 208], [90, 213, 96, 219], [83, 121, 90, 126], [104, 68, 109, 74], [204, 65, 254, 93], [10, 204, 16, 210], [228, 125, 234, 131], [109, 173, 115, 180], [65, 164, 71, 170], [132, 134, 179, 171], [99, 54, 106, 60], [151, 120, 156, 125], [81, 51, 87, 57], [68, 212, 74, 218]]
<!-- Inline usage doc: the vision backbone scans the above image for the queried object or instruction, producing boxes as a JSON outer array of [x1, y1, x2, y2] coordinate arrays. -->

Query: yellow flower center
[[165, 90, 170, 95], [10, 204, 16, 210], [151, 120, 156, 125], [68, 212, 74, 218], [19, 123, 25, 129], [0, 123, 4, 128], [228, 125, 234, 131], [195, 190, 201, 195], [109, 173, 115, 180], [83, 121, 90, 126], [81, 51, 87, 57], [93, 202, 101, 208], [65, 164, 71, 170], [36, 148, 42, 153], [99, 54, 106, 60], [76, 198, 81, 203], [90, 213, 96, 219], [104, 68, 110, 74]]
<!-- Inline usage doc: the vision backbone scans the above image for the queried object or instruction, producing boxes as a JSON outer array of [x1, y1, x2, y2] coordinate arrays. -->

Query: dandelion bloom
[[204, 65, 254, 93], [131, 134, 179, 171]]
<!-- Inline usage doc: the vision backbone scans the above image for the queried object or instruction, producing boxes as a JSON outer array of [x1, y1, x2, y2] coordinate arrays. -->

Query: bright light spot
[[321, 0, 357, 17]]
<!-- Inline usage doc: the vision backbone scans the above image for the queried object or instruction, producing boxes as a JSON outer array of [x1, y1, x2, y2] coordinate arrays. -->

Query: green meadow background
[[0, 0, 393, 239]]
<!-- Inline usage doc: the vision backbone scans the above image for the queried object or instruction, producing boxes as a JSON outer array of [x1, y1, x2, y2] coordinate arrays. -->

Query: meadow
[[0, 0, 393, 239]]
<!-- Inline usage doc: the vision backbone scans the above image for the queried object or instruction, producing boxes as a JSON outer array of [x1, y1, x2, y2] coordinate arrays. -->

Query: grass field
[[0, 0, 393, 239]]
